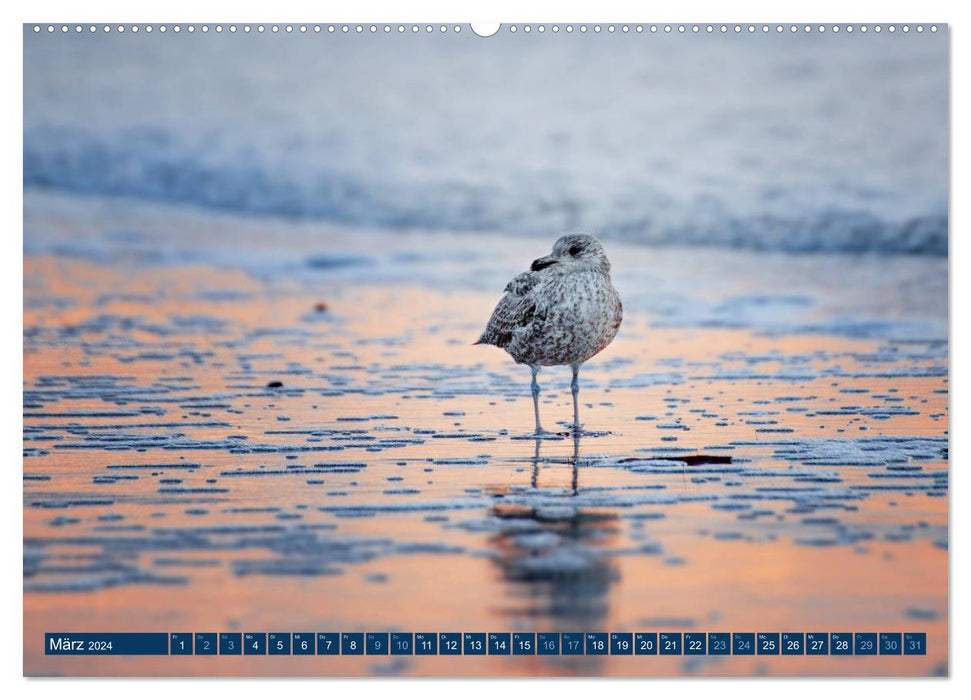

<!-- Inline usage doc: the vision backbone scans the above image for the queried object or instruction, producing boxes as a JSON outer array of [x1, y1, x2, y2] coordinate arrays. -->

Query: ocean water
[[23, 27, 948, 255]]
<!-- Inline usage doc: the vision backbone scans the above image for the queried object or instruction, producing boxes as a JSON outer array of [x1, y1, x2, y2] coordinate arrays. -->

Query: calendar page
[[22, 21, 948, 678]]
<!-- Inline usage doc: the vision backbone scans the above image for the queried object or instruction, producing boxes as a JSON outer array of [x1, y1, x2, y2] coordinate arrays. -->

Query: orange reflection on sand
[[24, 258, 947, 677]]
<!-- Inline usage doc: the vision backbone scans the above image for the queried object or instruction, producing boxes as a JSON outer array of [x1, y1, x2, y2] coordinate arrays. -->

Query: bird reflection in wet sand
[[487, 433, 619, 671]]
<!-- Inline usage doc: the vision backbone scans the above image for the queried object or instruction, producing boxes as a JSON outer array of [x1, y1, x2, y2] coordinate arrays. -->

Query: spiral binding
[[30, 23, 942, 36]]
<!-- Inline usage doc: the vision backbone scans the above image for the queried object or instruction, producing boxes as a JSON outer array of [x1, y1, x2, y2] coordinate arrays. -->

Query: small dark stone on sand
[[267, 381, 284, 388], [314, 302, 329, 313]]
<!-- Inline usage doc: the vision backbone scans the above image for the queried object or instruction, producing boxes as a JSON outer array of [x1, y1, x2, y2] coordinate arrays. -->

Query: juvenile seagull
[[476, 234, 623, 435]]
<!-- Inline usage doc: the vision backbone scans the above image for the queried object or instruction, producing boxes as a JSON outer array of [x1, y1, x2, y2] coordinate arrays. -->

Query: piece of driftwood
[[618, 455, 732, 466]]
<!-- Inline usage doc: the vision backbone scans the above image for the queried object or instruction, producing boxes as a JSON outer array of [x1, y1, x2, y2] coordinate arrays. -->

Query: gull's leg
[[571, 363, 582, 433], [530, 365, 544, 435]]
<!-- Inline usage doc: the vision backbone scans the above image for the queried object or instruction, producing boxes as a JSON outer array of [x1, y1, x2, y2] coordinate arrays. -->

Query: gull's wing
[[475, 271, 541, 348]]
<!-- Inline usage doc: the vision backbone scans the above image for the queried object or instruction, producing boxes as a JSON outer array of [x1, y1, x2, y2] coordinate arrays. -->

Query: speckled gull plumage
[[476, 234, 623, 435]]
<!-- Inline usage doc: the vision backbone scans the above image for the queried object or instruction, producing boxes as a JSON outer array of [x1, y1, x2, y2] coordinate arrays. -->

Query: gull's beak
[[530, 255, 557, 272]]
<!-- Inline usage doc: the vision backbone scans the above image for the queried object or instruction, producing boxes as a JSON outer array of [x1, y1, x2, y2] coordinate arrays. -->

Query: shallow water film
[[23, 193, 947, 676]]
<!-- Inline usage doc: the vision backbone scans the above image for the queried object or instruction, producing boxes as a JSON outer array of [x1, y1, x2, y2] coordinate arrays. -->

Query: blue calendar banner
[[45, 633, 169, 656], [782, 633, 804, 655], [42, 630, 927, 657], [316, 633, 339, 655], [415, 632, 438, 656], [610, 633, 633, 655], [562, 633, 584, 655], [463, 633, 486, 655], [341, 632, 364, 655], [268, 633, 290, 655], [415, 633, 437, 655], [758, 633, 780, 655], [366, 632, 389, 655], [538, 633, 560, 656], [489, 632, 511, 655], [585, 632, 608, 655], [513, 633, 535, 655], [219, 633, 241, 655], [439, 633, 461, 655], [292, 633, 314, 655], [708, 633, 731, 655], [904, 633, 927, 655], [635, 632, 658, 655], [659, 632, 682, 655], [170, 633, 192, 655], [733, 633, 755, 655], [195, 633, 217, 656], [831, 633, 853, 656], [806, 633, 829, 655], [855, 633, 877, 656], [244, 632, 266, 655], [391, 633, 413, 655], [684, 632, 706, 656], [879, 633, 901, 655]]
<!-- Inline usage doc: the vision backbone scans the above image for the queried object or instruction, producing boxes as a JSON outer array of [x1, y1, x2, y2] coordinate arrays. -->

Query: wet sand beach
[[23, 192, 947, 676]]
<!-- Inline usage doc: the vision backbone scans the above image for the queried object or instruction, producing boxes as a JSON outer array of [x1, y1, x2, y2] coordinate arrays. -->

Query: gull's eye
[[568, 245, 582, 256]]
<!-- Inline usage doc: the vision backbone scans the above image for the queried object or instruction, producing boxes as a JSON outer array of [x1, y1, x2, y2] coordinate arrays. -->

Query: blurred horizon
[[23, 27, 948, 255]]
